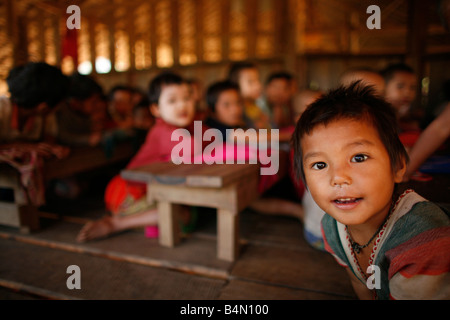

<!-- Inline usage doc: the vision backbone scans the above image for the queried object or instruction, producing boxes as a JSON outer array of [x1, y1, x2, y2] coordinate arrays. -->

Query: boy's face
[[265, 78, 292, 106], [384, 72, 417, 113], [238, 68, 262, 101], [151, 83, 195, 128], [301, 118, 405, 227], [214, 89, 243, 127]]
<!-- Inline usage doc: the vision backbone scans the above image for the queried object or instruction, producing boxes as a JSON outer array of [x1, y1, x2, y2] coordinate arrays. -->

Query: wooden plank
[[0, 220, 232, 277], [0, 237, 226, 300], [219, 279, 355, 300], [122, 163, 260, 188], [231, 244, 356, 298]]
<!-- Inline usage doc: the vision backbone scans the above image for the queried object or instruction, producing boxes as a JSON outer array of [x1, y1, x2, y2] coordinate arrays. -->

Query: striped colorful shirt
[[322, 189, 450, 300]]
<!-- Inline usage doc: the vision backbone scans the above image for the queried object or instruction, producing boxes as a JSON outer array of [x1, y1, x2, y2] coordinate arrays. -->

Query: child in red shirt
[[76, 72, 201, 242]]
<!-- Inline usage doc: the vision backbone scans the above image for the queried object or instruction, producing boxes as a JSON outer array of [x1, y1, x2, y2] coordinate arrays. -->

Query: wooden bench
[[121, 162, 260, 261], [0, 143, 135, 233]]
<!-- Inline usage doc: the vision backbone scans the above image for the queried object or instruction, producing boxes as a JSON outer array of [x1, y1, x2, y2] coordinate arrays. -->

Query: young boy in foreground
[[292, 81, 450, 300]]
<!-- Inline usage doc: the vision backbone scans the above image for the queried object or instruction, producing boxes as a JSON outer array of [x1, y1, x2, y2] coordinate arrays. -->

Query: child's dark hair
[[292, 81, 409, 183], [7, 62, 69, 110], [228, 61, 257, 84], [205, 80, 240, 112], [265, 71, 293, 85], [380, 63, 415, 84], [148, 71, 184, 105], [68, 72, 103, 101]]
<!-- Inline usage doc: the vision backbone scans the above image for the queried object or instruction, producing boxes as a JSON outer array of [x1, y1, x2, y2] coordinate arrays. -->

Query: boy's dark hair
[[380, 63, 415, 84], [265, 71, 293, 85], [228, 61, 257, 84], [206, 80, 240, 112], [68, 72, 103, 101], [292, 81, 409, 184], [148, 71, 184, 105], [7, 62, 69, 110]]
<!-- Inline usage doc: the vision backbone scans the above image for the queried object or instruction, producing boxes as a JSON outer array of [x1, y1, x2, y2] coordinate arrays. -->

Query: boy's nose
[[330, 165, 352, 187]]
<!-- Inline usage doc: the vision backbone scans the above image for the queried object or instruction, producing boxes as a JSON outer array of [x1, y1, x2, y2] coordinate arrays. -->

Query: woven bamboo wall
[[0, 0, 449, 96]]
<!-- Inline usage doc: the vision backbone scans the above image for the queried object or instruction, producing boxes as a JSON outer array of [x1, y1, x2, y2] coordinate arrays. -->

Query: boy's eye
[[311, 162, 327, 170], [351, 154, 368, 163]]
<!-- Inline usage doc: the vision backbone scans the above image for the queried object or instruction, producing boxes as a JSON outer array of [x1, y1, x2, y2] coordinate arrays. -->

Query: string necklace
[[346, 208, 392, 254]]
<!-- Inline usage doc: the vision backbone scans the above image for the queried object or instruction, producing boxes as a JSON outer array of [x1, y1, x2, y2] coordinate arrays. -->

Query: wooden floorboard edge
[[0, 279, 80, 300], [0, 231, 230, 280], [226, 276, 356, 300]]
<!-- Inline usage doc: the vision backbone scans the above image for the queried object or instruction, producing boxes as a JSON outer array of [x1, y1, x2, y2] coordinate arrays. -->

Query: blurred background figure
[[56, 72, 104, 147], [106, 85, 135, 130], [257, 71, 295, 130], [339, 67, 385, 95], [381, 63, 419, 131]]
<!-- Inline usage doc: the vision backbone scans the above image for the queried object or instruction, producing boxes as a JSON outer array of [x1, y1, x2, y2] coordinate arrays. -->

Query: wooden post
[[88, 19, 97, 75], [157, 201, 182, 247], [149, 1, 157, 68], [107, 15, 116, 72], [217, 208, 239, 261], [221, 0, 230, 61], [246, 0, 257, 59], [406, 0, 429, 109], [171, 0, 180, 66]]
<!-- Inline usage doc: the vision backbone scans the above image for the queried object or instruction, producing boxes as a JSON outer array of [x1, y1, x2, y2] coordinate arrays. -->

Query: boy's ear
[[394, 158, 407, 183], [150, 103, 160, 118]]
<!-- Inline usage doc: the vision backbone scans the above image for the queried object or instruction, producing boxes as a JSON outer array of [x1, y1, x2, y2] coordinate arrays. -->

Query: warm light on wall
[[95, 57, 112, 74], [61, 55, 75, 75], [78, 61, 93, 75]]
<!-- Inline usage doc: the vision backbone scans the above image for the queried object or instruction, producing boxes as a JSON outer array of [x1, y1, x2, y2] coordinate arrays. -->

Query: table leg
[[217, 209, 239, 261], [157, 201, 182, 247]]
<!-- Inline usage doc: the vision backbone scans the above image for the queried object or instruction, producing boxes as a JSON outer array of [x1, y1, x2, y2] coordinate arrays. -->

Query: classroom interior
[[0, 0, 449, 300]]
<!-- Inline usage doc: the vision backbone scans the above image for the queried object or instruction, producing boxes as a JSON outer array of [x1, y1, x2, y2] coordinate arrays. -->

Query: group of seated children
[[1, 60, 448, 300], [0, 62, 154, 201]]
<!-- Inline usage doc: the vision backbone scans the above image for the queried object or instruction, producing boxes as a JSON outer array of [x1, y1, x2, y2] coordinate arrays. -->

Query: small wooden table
[[121, 162, 260, 261]]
